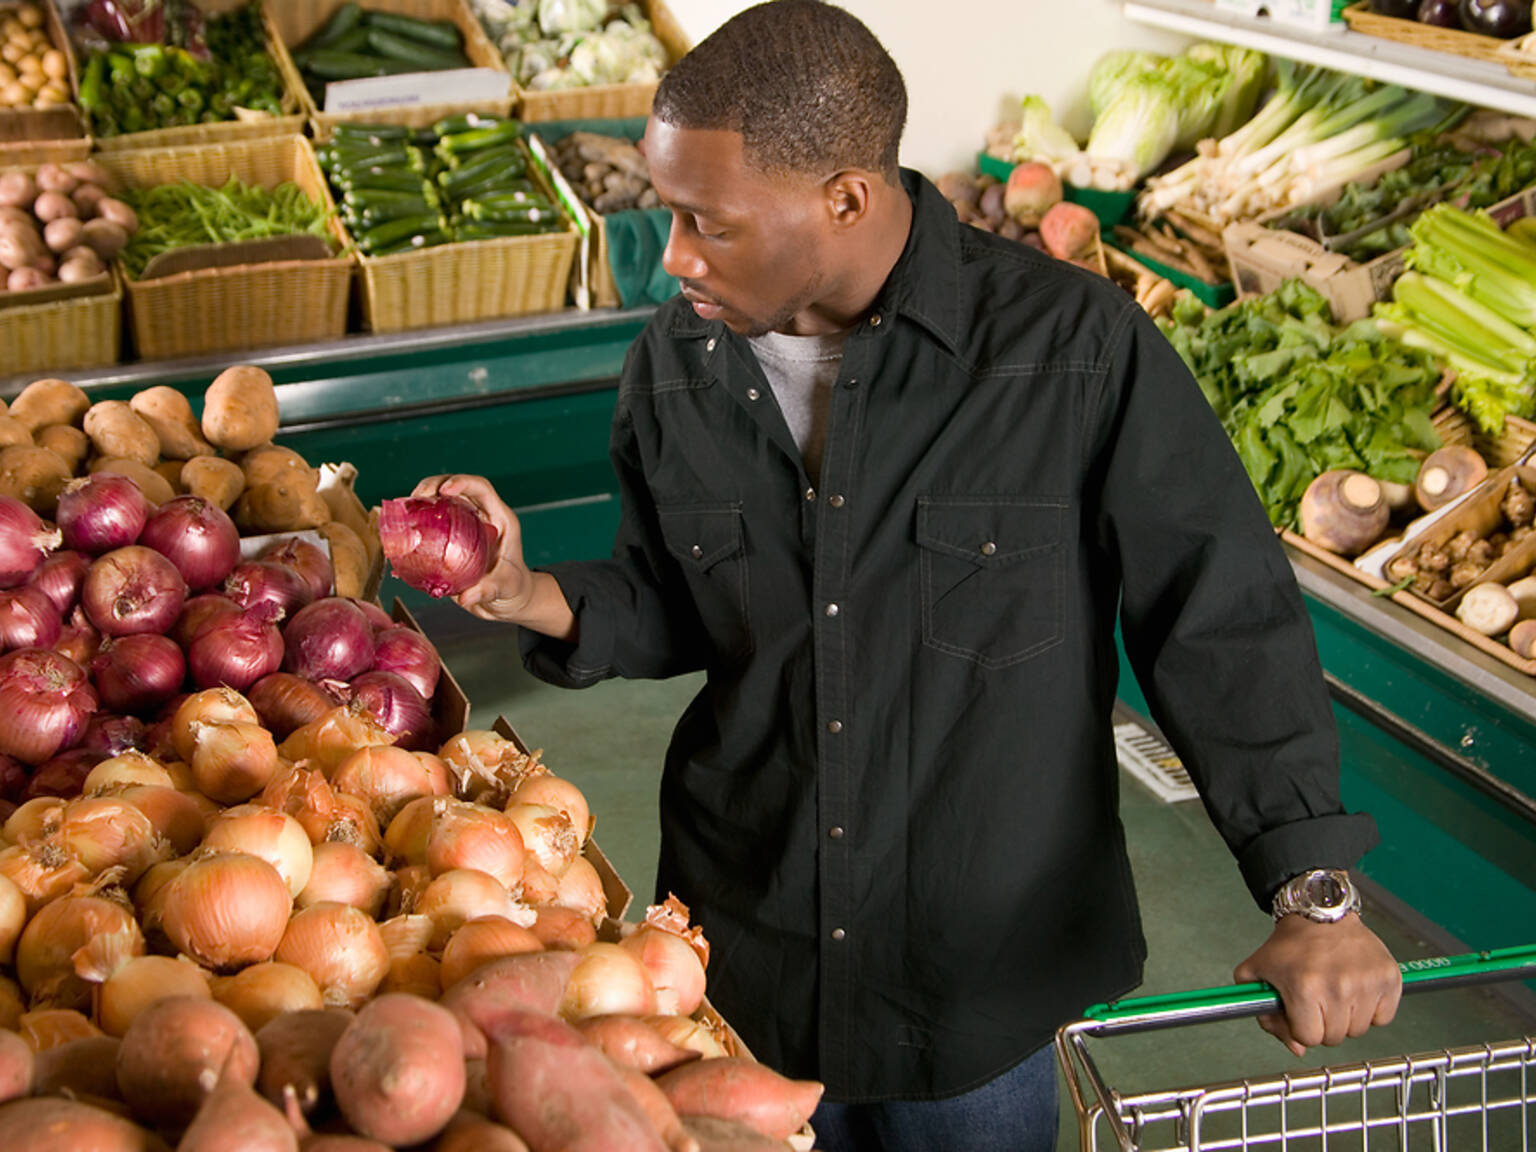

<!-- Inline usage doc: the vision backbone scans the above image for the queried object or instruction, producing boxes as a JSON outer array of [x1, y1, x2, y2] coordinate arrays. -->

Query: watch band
[[1271, 868, 1361, 923]]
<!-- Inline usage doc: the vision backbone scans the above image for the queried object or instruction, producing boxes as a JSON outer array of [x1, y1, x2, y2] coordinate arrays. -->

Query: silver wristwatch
[[1271, 868, 1361, 923]]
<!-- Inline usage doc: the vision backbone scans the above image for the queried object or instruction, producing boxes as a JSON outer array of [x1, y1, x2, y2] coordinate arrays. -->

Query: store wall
[[659, 0, 1192, 177]]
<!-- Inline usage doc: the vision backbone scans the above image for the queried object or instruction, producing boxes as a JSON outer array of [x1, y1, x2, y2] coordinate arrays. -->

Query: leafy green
[[1157, 280, 1444, 527]]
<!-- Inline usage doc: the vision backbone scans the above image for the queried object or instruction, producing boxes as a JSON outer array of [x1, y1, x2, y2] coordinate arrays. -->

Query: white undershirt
[[746, 328, 848, 482]]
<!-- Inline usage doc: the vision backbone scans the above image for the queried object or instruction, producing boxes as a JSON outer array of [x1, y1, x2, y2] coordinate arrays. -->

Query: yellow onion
[[519, 859, 561, 906], [160, 758, 199, 792], [132, 857, 188, 923], [439, 915, 543, 991], [86, 953, 211, 1037], [620, 926, 707, 1017], [59, 795, 164, 882], [331, 743, 445, 827], [18, 1007, 103, 1051], [377, 914, 435, 961], [437, 730, 535, 805], [383, 795, 448, 866], [278, 704, 395, 776], [190, 720, 280, 805], [171, 686, 259, 763], [4, 797, 65, 844], [325, 793, 383, 858], [259, 762, 339, 844], [381, 951, 441, 999], [16, 888, 144, 1010], [531, 905, 599, 951], [297, 841, 391, 918], [0, 840, 88, 912], [117, 784, 207, 857], [508, 772, 592, 846], [210, 961, 323, 1033], [202, 804, 313, 897], [161, 851, 293, 971], [386, 863, 432, 919], [415, 868, 526, 950], [552, 854, 607, 927], [0, 975, 22, 1031], [82, 750, 173, 794], [413, 751, 452, 795], [644, 1013, 732, 1059], [503, 803, 579, 880], [274, 901, 389, 1009], [0, 874, 23, 965], [426, 802, 524, 889], [559, 941, 655, 1021]]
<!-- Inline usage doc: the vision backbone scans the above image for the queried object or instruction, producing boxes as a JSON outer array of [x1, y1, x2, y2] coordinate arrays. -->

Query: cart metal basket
[[1056, 945, 1536, 1151]]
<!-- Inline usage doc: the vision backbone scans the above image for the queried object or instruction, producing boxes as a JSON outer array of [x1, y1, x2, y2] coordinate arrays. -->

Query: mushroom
[[1299, 470, 1390, 557], [1455, 583, 1521, 637], [1415, 446, 1488, 512]]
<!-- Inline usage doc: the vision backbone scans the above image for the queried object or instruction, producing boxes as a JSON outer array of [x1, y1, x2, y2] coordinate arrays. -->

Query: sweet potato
[[329, 993, 465, 1146], [319, 521, 371, 599], [256, 1007, 352, 1118], [303, 1136, 393, 1151], [8, 378, 89, 432], [88, 456, 175, 505], [0, 1096, 170, 1151], [181, 455, 245, 510], [680, 1115, 794, 1151], [32, 1033, 122, 1102], [129, 386, 214, 461], [0, 1028, 33, 1103], [177, 1053, 297, 1152], [83, 400, 160, 467], [235, 480, 330, 533], [576, 1015, 702, 1074], [440, 950, 584, 1060], [115, 996, 259, 1131], [0, 443, 72, 513], [202, 365, 279, 452], [34, 423, 88, 470], [484, 1009, 667, 1152], [655, 1058, 823, 1142], [613, 1063, 698, 1152], [433, 1110, 532, 1152]]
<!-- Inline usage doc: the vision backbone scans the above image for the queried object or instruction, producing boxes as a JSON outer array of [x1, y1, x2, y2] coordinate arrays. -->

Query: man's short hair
[[652, 0, 906, 180]]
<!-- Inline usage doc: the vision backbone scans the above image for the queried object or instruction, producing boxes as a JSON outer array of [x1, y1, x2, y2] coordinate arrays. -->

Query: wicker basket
[[1341, 2, 1513, 63], [511, 0, 690, 123], [0, 0, 86, 147], [97, 135, 354, 361], [0, 271, 121, 378], [0, 134, 89, 169], [268, 0, 511, 136], [1498, 31, 1536, 79], [1434, 405, 1536, 469], [67, 0, 306, 153]]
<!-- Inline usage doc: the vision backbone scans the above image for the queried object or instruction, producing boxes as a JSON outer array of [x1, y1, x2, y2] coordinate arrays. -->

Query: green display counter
[[8, 309, 1532, 957]]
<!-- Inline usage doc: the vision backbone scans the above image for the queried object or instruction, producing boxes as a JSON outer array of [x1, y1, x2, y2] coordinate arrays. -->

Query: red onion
[[27, 551, 90, 616], [187, 602, 284, 692], [0, 754, 28, 803], [55, 473, 151, 556], [260, 536, 333, 600], [172, 593, 242, 649], [0, 495, 62, 588], [81, 546, 189, 637], [53, 605, 101, 668], [91, 634, 187, 715], [370, 626, 441, 701], [346, 669, 433, 751], [0, 585, 62, 651], [24, 747, 100, 799], [138, 496, 241, 591], [248, 672, 342, 740], [282, 597, 375, 683], [349, 598, 395, 631], [0, 647, 98, 765], [79, 712, 148, 759], [224, 560, 313, 620], [378, 495, 497, 599]]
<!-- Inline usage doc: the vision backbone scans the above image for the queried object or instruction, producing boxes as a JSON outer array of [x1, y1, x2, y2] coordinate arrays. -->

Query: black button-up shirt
[[521, 171, 1378, 1101]]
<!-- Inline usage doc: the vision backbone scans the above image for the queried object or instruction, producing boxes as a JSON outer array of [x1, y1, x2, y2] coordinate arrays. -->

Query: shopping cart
[[1056, 945, 1536, 1151]]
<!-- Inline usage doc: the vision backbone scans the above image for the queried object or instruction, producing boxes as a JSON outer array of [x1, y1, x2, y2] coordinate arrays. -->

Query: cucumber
[[306, 50, 418, 79], [307, 1, 362, 49], [363, 10, 464, 49], [365, 27, 470, 70]]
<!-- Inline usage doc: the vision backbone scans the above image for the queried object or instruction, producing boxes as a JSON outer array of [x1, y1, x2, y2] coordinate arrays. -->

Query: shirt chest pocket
[[916, 496, 1066, 669], [657, 502, 753, 666]]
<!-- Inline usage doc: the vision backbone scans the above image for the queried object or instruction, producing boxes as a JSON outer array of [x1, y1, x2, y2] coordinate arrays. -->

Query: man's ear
[[824, 171, 872, 229]]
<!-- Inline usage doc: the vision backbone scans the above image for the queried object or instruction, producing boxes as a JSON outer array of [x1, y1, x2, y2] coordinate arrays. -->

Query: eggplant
[[1418, 0, 1464, 24], [1370, 0, 1421, 15], [1458, 0, 1533, 35]]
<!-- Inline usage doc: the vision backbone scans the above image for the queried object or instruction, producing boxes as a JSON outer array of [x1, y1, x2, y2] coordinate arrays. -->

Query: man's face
[[643, 118, 832, 337]]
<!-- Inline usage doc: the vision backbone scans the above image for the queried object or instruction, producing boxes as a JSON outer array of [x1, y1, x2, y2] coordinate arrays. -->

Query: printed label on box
[[323, 67, 509, 112]]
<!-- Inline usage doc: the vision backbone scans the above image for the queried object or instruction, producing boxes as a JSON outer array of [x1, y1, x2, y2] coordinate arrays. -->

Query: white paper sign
[[323, 68, 510, 113]]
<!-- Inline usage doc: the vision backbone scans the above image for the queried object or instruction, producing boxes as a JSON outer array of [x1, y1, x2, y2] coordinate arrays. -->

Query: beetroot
[[1003, 161, 1062, 227]]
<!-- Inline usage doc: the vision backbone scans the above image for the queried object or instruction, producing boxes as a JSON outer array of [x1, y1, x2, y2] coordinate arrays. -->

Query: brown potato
[[319, 521, 371, 599], [32, 424, 88, 471], [153, 458, 185, 494], [0, 443, 72, 513], [203, 365, 279, 452], [320, 470, 381, 571], [129, 385, 215, 461], [83, 399, 160, 467], [239, 443, 316, 490], [8, 378, 88, 431], [234, 480, 330, 533], [0, 415, 32, 449], [180, 454, 245, 510], [87, 455, 175, 505]]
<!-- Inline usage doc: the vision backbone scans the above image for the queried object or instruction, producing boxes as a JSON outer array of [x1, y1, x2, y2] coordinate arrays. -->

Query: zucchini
[[363, 10, 464, 49], [431, 112, 504, 137], [306, 50, 419, 79], [332, 121, 414, 143], [337, 167, 432, 194], [371, 229, 450, 257], [436, 119, 523, 157], [357, 213, 448, 252], [307, 1, 363, 49], [436, 147, 527, 195], [463, 200, 559, 225], [455, 220, 560, 240], [365, 27, 470, 70]]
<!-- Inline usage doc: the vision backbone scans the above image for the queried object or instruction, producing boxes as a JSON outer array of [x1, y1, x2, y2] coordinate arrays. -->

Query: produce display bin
[[269, 0, 512, 136], [975, 151, 1136, 231], [0, 0, 85, 149], [1500, 32, 1536, 80], [1107, 241, 1235, 309], [96, 134, 353, 361], [509, 0, 689, 123], [1341, 2, 1516, 64], [0, 265, 120, 375]]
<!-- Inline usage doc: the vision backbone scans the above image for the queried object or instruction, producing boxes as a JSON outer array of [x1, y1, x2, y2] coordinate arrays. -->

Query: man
[[419, 2, 1402, 1147]]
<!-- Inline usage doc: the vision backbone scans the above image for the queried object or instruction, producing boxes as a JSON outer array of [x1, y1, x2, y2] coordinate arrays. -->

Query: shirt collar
[[665, 167, 963, 353]]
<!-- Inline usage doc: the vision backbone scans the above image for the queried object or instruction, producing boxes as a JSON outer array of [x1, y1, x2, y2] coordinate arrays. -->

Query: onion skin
[[370, 626, 441, 700], [0, 494, 62, 588], [212, 962, 324, 1036], [282, 597, 375, 682], [259, 536, 333, 601], [114, 996, 259, 1132], [186, 603, 284, 693], [329, 993, 466, 1146], [55, 473, 151, 556], [346, 670, 434, 752], [81, 546, 188, 638], [136, 496, 241, 592], [247, 672, 339, 740], [160, 852, 293, 971], [224, 560, 314, 619], [0, 584, 62, 650], [90, 634, 186, 715], [26, 550, 90, 615], [378, 495, 497, 599], [0, 647, 98, 766], [275, 902, 390, 1010]]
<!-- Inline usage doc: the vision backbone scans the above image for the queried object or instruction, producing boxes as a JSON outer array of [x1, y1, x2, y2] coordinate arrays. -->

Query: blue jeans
[[811, 1044, 1059, 1152]]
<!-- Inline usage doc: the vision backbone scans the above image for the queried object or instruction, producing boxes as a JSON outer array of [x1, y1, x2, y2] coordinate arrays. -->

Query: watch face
[[1305, 871, 1347, 909]]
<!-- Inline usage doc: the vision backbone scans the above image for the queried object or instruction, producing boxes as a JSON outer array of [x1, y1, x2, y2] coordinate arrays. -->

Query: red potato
[[177, 1054, 297, 1152], [655, 1058, 823, 1142], [484, 1009, 667, 1152], [440, 949, 583, 1059], [0, 1028, 32, 1102], [115, 996, 259, 1131], [576, 1015, 703, 1074], [256, 1007, 353, 1117], [329, 993, 465, 1146], [0, 1095, 170, 1150]]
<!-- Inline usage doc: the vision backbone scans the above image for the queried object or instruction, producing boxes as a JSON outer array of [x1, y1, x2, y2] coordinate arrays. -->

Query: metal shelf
[[1123, 0, 1536, 117]]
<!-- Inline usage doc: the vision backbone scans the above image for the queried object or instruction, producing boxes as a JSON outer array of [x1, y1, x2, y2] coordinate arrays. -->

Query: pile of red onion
[[0, 489, 445, 812]]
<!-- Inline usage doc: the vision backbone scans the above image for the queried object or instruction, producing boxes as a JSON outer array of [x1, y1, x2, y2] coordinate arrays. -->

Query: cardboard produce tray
[[95, 134, 353, 361]]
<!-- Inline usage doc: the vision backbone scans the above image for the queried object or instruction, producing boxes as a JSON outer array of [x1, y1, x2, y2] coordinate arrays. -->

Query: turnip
[[1415, 446, 1487, 512], [1038, 200, 1099, 262], [1456, 583, 1520, 637], [1003, 161, 1061, 227], [1299, 470, 1389, 557], [1509, 618, 1536, 659]]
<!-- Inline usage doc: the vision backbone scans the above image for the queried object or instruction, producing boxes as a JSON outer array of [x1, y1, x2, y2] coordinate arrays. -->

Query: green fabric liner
[[525, 116, 679, 308]]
